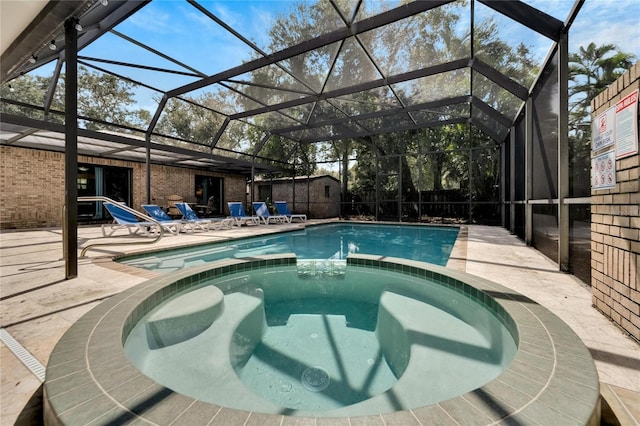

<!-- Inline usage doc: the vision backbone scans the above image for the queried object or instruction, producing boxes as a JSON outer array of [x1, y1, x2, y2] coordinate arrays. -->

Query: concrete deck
[[1, 223, 638, 425]]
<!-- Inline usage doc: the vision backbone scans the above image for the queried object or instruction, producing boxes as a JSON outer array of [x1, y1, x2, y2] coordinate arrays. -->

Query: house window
[[325, 185, 330, 198], [77, 163, 132, 221], [195, 175, 224, 215]]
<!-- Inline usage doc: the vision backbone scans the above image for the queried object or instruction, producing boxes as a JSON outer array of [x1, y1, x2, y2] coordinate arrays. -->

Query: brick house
[[250, 175, 341, 218], [0, 144, 253, 229]]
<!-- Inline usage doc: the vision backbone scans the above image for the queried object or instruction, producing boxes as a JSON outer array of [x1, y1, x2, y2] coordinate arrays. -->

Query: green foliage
[[2, 66, 151, 130]]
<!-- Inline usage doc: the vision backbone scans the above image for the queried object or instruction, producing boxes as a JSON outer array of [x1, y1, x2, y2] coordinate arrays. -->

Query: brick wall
[[253, 175, 341, 218], [590, 62, 640, 342], [0, 145, 246, 229]]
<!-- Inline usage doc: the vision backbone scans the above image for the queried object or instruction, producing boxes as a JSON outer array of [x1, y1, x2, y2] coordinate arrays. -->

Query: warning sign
[[592, 106, 615, 151], [615, 89, 639, 159], [592, 149, 616, 190]]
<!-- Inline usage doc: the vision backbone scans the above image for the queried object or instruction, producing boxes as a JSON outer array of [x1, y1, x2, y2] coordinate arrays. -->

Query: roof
[[1, 0, 585, 173]]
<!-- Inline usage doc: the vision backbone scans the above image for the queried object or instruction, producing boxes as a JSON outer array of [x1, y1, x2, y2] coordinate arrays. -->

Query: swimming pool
[[119, 223, 459, 272]]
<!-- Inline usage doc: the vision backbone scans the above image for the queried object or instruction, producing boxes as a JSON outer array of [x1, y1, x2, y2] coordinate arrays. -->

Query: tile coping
[[43, 254, 600, 426]]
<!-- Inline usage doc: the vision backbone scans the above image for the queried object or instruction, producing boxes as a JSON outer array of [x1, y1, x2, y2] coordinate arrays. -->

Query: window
[[325, 185, 330, 198], [195, 175, 224, 216], [77, 163, 132, 221]]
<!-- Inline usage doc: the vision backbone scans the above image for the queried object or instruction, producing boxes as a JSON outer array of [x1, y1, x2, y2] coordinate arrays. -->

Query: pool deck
[[1, 221, 638, 425]]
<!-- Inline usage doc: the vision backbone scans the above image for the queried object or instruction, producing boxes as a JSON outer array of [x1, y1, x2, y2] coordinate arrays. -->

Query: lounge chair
[[252, 201, 287, 225], [103, 202, 181, 237], [274, 201, 307, 223], [175, 202, 234, 230], [227, 202, 260, 226], [141, 204, 193, 232]]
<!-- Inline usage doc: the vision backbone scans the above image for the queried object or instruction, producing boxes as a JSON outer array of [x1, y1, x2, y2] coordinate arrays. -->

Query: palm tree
[[569, 42, 636, 118]]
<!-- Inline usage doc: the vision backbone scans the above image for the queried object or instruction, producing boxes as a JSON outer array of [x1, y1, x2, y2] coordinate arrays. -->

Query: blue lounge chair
[[103, 202, 181, 237], [175, 202, 234, 230], [274, 201, 307, 223], [252, 201, 287, 225], [227, 202, 260, 226], [141, 204, 191, 233]]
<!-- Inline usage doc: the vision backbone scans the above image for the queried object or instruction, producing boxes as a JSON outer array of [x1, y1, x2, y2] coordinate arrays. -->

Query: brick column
[[590, 62, 640, 342]]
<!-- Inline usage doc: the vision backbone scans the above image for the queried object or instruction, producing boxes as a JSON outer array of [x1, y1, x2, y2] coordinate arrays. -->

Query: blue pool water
[[124, 262, 516, 416], [120, 223, 459, 272]]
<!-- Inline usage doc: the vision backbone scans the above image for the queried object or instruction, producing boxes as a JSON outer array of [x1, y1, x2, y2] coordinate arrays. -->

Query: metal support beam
[[500, 136, 506, 228], [478, 0, 563, 41], [168, 0, 455, 98], [145, 133, 151, 204], [524, 98, 533, 245], [558, 31, 570, 271], [64, 18, 79, 279], [509, 125, 516, 233]]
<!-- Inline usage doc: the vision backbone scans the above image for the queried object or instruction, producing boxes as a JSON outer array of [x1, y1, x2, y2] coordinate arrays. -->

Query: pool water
[[123, 263, 517, 417], [120, 223, 459, 272], [237, 297, 396, 411]]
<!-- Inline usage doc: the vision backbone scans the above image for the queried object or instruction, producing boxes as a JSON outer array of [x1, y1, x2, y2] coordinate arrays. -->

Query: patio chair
[[103, 202, 181, 237], [175, 202, 234, 230], [274, 201, 307, 223], [227, 202, 260, 226], [141, 204, 190, 232], [252, 201, 287, 225]]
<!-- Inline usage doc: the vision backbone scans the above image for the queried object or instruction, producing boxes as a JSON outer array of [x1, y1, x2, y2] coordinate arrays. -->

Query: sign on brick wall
[[591, 149, 616, 190], [615, 89, 639, 159], [592, 106, 615, 151]]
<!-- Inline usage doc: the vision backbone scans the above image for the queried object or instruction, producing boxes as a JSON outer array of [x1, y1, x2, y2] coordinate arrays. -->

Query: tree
[[0, 73, 58, 121], [569, 42, 636, 119], [2, 66, 152, 131], [568, 42, 636, 196]]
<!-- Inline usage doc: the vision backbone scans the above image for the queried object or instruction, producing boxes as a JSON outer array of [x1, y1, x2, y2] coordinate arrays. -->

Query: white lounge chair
[[227, 202, 260, 226], [274, 201, 307, 223], [103, 202, 181, 237], [252, 202, 287, 225], [175, 202, 234, 230], [141, 204, 191, 232]]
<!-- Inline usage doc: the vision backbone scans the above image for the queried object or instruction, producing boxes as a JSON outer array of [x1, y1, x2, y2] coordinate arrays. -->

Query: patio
[[1, 223, 638, 425]]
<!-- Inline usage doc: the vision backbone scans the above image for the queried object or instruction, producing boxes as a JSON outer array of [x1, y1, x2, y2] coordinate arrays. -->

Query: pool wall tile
[[410, 405, 459, 425], [44, 370, 93, 399], [348, 414, 386, 426], [380, 410, 421, 425], [244, 412, 283, 426], [518, 400, 587, 425], [280, 415, 317, 426], [94, 365, 142, 392], [316, 417, 352, 425], [478, 380, 532, 410], [134, 389, 195, 425], [46, 381, 106, 414], [438, 397, 494, 425], [57, 395, 127, 426], [171, 401, 221, 426], [209, 408, 251, 425]]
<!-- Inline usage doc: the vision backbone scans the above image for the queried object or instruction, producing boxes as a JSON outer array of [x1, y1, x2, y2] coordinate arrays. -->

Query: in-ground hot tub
[[123, 257, 517, 417], [44, 255, 601, 425]]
